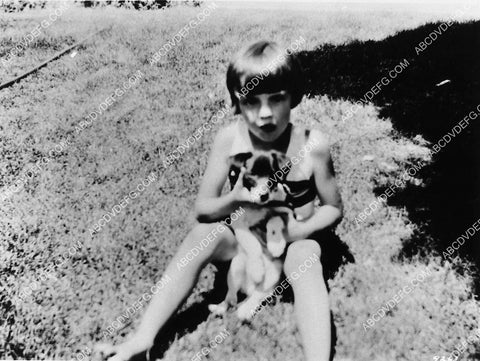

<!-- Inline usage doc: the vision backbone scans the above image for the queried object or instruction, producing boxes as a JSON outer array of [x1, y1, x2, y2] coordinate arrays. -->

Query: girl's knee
[[183, 223, 235, 260], [186, 223, 223, 247], [284, 240, 322, 276]]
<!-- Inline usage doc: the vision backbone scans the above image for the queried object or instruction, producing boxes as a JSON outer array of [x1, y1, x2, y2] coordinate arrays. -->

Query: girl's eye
[[270, 94, 286, 103], [242, 97, 259, 106]]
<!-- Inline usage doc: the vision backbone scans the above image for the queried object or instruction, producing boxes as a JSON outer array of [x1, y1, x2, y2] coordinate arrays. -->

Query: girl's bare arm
[[288, 130, 343, 240], [194, 128, 244, 222]]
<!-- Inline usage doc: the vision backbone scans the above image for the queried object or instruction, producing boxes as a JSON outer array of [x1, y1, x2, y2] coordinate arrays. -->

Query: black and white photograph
[[1, 0, 479, 360]]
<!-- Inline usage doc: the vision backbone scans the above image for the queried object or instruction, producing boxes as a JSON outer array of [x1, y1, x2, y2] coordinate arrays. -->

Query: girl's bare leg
[[284, 240, 330, 361], [94, 222, 237, 361]]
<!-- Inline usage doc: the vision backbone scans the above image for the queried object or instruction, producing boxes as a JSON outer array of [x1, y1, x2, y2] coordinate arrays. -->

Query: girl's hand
[[286, 212, 309, 241]]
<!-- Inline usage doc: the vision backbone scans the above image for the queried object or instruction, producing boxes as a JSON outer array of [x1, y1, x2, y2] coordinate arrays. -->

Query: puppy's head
[[229, 150, 290, 204]]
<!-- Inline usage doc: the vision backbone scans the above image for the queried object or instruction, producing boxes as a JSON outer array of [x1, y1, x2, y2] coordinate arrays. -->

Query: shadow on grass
[[126, 284, 225, 361], [297, 21, 480, 288], [128, 272, 230, 361]]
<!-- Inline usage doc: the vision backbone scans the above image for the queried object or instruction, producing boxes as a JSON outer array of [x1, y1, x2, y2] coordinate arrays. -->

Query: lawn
[[1, 3, 479, 361]]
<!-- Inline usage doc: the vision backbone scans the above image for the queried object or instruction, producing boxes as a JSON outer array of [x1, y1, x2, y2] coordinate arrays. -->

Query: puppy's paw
[[236, 302, 257, 321], [266, 216, 287, 257], [247, 258, 265, 284], [267, 238, 286, 257], [208, 302, 228, 316]]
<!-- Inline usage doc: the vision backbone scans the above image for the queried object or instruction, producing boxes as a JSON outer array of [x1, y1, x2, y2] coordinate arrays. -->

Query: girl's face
[[236, 90, 292, 143]]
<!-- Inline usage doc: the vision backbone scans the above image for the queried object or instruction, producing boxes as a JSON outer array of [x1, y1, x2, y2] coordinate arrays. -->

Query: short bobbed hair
[[226, 40, 305, 115]]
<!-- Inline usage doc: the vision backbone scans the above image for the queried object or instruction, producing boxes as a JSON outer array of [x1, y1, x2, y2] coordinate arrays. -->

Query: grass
[[0, 3, 479, 361]]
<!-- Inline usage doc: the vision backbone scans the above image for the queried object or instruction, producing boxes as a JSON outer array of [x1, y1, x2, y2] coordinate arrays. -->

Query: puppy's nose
[[260, 193, 269, 202]]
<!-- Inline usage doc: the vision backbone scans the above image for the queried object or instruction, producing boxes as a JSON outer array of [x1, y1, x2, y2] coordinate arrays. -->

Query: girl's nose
[[259, 103, 273, 120]]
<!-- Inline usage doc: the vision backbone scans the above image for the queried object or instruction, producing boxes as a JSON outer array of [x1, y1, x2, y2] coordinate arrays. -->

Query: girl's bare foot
[[93, 336, 153, 361]]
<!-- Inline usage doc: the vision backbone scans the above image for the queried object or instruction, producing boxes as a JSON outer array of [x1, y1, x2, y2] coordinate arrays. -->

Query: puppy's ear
[[228, 152, 253, 168], [227, 152, 252, 189], [271, 151, 291, 180]]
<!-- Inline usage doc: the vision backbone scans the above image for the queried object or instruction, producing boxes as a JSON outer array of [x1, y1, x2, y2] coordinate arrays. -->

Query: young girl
[[96, 40, 343, 361]]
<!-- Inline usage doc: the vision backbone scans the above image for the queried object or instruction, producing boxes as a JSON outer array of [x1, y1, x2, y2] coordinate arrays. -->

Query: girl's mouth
[[259, 124, 276, 133]]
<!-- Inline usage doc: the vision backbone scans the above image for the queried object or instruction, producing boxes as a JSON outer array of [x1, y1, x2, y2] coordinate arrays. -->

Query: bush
[[0, 0, 47, 12], [74, 0, 201, 10]]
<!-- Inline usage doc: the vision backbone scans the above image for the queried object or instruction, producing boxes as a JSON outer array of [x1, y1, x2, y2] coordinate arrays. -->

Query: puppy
[[209, 151, 293, 320]]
